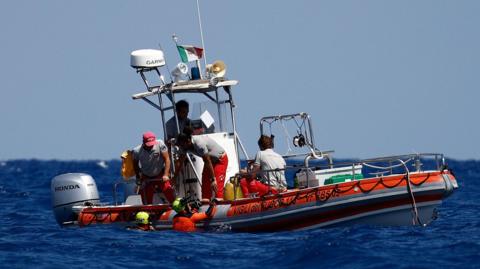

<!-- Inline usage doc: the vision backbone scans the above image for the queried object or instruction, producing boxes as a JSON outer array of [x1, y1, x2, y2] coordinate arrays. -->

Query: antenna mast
[[196, 0, 208, 70]]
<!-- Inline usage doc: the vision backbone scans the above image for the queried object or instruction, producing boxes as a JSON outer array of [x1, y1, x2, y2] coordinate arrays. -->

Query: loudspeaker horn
[[207, 60, 226, 78]]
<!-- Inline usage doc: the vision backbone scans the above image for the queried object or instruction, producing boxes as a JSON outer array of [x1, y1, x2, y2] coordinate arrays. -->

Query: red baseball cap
[[142, 131, 158, 147]]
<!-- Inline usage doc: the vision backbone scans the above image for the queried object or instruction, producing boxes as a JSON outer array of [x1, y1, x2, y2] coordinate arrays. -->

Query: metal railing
[[227, 152, 446, 200], [112, 152, 446, 204]]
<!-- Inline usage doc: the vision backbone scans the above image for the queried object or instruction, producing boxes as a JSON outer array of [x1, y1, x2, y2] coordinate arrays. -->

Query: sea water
[[0, 159, 478, 268]]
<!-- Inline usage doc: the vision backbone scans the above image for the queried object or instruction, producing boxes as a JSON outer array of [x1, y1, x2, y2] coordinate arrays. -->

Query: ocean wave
[[0, 159, 478, 268]]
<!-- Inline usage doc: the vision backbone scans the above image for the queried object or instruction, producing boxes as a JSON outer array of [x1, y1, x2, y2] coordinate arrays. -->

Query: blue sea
[[0, 159, 479, 269]]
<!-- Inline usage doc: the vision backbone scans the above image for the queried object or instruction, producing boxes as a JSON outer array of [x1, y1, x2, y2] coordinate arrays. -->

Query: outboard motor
[[51, 173, 100, 226]]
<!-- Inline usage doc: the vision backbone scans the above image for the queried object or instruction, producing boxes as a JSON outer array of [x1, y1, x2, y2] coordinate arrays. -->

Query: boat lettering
[[146, 60, 163, 65], [232, 197, 295, 216], [232, 204, 249, 215], [306, 192, 317, 203], [317, 189, 339, 200], [250, 203, 261, 213], [262, 199, 281, 210], [55, 184, 80, 192]]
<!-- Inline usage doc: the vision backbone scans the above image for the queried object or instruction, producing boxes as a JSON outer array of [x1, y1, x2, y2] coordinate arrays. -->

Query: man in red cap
[[133, 131, 176, 204]]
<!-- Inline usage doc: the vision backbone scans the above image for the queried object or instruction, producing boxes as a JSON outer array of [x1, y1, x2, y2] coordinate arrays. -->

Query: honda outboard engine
[[51, 173, 100, 226]]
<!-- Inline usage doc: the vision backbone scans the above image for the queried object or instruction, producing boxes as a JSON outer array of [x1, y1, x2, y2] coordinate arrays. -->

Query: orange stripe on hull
[[77, 171, 454, 229], [78, 204, 170, 226], [234, 193, 444, 232], [226, 171, 447, 218]]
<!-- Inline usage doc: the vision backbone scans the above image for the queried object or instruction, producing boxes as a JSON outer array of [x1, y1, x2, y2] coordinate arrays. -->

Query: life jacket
[[127, 224, 154, 231], [138, 224, 155, 231], [121, 150, 136, 179], [172, 212, 208, 232]]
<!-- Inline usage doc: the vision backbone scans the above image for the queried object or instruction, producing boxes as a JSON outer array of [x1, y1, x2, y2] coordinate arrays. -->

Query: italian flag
[[177, 45, 204, 63]]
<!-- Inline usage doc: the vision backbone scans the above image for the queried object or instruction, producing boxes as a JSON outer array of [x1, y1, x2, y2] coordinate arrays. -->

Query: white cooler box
[[296, 165, 363, 188]]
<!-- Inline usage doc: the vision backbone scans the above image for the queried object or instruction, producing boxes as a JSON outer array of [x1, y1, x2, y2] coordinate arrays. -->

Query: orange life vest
[[172, 212, 208, 232], [121, 150, 136, 179]]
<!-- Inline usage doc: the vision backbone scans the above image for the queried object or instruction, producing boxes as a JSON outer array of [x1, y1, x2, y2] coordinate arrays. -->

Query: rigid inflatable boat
[[51, 46, 458, 232]]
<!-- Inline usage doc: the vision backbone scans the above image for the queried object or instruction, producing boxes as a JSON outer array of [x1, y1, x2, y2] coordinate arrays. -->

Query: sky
[[0, 0, 479, 160]]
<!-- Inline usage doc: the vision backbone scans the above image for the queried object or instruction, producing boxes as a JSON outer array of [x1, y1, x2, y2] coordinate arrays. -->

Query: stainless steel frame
[[131, 70, 245, 174]]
